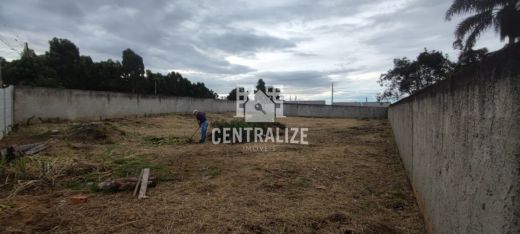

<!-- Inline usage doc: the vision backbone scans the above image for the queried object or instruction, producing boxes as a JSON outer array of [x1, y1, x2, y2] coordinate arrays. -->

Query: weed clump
[[0, 156, 97, 197], [206, 166, 221, 178], [2, 157, 78, 185], [112, 156, 161, 177], [66, 122, 125, 144]]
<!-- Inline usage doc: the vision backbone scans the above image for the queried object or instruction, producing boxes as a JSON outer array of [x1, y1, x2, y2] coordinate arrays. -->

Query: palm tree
[[446, 0, 520, 50]]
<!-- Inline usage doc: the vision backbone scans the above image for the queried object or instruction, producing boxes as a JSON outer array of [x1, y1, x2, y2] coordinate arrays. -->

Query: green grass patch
[[62, 179, 98, 192], [111, 155, 174, 182], [389, 191, 407, 210], [143, 135, 189, 146], [206, 166, 221, 178], [112, 156, 161, 177]]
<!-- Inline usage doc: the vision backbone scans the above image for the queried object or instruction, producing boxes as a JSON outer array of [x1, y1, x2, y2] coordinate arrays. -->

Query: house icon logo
[[235, 85, 285, 122]]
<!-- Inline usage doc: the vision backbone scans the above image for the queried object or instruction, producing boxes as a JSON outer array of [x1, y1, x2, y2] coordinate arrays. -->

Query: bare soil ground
[[0, 113, 425, 233]]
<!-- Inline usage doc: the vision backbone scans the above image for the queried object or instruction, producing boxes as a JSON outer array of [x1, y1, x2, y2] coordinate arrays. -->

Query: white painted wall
[[14, 87, 235, 122], [13, 86, 388, 123]]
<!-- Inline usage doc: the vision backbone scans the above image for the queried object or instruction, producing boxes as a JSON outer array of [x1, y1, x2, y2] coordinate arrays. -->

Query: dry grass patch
[[0, 113, 425, 233]]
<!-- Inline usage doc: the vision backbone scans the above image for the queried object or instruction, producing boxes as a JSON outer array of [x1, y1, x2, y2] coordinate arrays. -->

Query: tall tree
[[47, 38, 80, 87], [446, 0, 520, 50], [227, 88, 237, 100], [256, 78, 266, 93], [377, 49, 455, 101], [121, 48, 145, 93], [20, 43, 36, 59]]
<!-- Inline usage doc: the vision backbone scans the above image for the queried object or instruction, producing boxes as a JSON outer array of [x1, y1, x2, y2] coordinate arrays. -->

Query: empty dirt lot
[[0, 113, 425, 233]]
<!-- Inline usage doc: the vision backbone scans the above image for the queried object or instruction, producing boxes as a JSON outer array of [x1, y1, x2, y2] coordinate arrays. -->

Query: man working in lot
[[193, 110, 208, 144]]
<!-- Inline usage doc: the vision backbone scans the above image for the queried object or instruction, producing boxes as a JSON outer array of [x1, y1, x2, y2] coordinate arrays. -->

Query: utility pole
[[331, 82, 334, 105]]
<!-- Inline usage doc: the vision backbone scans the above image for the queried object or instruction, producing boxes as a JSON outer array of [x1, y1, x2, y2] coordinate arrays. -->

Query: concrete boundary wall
[[388, 45, 520, 233], [0, 86, 14, 139], [284, 103, 387, 119], [14, 87, 235, 122], [13, 86, 387, 123]]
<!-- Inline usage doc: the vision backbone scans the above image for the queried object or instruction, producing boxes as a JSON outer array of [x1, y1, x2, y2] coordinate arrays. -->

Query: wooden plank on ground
[[138, 168, 150, 199], [133, 169, 144, 197]]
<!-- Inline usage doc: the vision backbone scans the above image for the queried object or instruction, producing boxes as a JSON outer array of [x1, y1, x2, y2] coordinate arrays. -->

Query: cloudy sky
[[0, 0, 504, 102]]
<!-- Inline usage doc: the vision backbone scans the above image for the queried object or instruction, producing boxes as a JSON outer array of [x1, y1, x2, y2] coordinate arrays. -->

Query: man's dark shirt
[[196, 112, 206, 125]]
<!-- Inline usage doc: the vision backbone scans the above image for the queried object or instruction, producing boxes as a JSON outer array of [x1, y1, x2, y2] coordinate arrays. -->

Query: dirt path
[[0, 113, 425, 233]]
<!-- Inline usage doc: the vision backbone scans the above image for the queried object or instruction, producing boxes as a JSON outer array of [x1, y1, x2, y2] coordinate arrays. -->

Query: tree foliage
[[255, 78, 266, 93], [2, 38, 217, 99], [226, 88, 237, 100], [456, 47, 488, 67], [226, 78, 266, 100], [122, 48, 145, 93], [47, 38, 80, 87], [377, 49, 455, 101], [3, 55, 59, 87], [446, 0, 520, 50]]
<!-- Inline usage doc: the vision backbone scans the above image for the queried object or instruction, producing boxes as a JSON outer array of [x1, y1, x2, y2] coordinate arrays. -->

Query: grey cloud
[[292, 52, 319, 57], [0, 0, 257, 75], [253, 68, 360, 93], [361, 0, 482, 61], [200, 31, 295, 54], [203, 0, 371, 25], [144, 41, 255, 74], [0, 0, 504, 101], [36, 0, 84, 20], [193, 67, 361, 95], [258, 70, 330, 89]]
